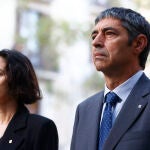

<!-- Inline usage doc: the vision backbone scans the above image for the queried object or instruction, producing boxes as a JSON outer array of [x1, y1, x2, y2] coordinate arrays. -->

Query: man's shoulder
[[136, 73, 150, 89]]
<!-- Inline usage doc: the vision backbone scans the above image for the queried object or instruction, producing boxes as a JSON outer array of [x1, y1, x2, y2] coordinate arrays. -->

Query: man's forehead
[[96, 18, 122, 26], [93, 18, 123, 30]]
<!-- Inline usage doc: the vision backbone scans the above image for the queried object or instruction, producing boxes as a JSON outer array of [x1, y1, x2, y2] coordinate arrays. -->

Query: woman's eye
[[0, 71, 5, 76]]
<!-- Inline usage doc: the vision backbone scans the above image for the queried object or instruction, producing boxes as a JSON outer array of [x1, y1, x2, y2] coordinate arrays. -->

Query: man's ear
[[133, 34, 147, 54]]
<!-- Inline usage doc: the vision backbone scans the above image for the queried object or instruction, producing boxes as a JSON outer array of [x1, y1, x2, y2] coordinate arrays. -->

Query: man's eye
[[91, 34, 96, 40], [105, 31, 115, 35]]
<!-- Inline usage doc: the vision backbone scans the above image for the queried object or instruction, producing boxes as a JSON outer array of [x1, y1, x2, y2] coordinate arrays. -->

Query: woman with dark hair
[[0, 49, 58, 150]]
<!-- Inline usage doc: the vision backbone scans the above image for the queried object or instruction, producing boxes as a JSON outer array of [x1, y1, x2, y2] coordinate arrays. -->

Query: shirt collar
[[104, 70, 143, 102]]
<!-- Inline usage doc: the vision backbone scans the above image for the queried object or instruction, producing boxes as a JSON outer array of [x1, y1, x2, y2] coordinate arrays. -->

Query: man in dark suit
[[71, 7, 150, 150]]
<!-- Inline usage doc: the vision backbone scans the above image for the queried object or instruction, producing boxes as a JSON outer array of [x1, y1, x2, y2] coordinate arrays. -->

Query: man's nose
[[92, 33, 104, 48]]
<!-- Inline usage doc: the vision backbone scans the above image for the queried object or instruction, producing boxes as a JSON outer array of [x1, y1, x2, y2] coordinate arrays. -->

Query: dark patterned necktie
[[99, 92, 119, 150]]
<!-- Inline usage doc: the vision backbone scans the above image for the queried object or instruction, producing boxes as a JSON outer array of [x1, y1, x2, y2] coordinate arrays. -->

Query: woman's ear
[[133, 34, 148, 54]]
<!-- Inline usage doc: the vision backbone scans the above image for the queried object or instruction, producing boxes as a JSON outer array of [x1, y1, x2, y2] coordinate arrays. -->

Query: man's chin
[[94, 62, 105, 71], [95, 65, 107, 73]]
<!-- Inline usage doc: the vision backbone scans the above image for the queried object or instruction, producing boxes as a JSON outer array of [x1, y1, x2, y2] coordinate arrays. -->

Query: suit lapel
[[103, 74, 150, 150], [0, 134, 24, 150], [86, 91, 104, 150], [0, 105, 29, 150]]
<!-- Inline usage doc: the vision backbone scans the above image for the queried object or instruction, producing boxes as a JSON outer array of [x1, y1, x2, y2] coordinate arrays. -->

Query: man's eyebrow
[[102, 27, 118, 33], [91, 27, 118, 36]]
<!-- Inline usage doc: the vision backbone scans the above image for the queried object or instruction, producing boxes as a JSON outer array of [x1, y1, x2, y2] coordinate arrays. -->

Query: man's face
[[91, 18, 138, 76]]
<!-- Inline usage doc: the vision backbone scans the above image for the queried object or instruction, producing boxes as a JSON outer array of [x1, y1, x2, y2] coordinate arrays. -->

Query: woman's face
[[0, 56, 9, 103]]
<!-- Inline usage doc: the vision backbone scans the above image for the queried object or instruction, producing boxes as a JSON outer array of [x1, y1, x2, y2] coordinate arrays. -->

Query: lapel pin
[[9, 139, 13, 144], [138, 105, 142, 109]]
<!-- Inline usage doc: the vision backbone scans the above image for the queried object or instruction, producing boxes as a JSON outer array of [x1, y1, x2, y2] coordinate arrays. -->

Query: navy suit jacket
[[0, 105, 58, 150], [71, 73, 150, 150]]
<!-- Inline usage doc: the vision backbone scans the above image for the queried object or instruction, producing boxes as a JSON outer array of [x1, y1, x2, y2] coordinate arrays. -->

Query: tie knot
[[105, 92, 119, 105]]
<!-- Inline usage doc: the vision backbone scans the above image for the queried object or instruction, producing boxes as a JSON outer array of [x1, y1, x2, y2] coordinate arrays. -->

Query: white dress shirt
[[101, 70, 144, 125]]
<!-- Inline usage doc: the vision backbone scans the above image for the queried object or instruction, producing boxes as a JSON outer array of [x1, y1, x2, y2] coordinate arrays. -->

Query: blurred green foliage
[[83, 72, 105, 95]]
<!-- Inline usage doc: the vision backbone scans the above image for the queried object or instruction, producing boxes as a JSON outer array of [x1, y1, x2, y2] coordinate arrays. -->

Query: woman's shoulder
[[27, 113, 56, 128], [17, 105, 56, 128]]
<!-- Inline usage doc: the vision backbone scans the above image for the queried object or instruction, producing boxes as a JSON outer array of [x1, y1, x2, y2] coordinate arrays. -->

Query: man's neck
[[104, 69, 142, 90]]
